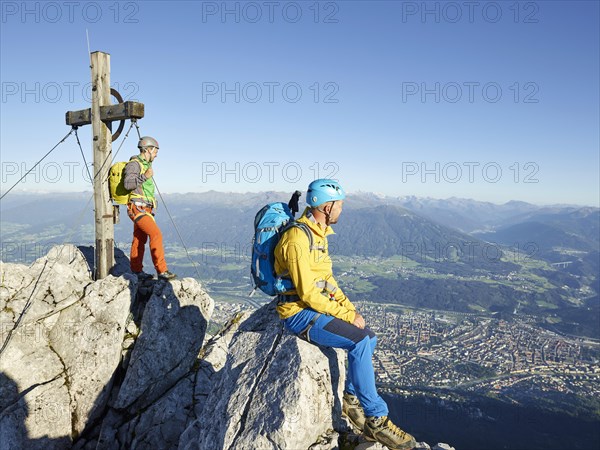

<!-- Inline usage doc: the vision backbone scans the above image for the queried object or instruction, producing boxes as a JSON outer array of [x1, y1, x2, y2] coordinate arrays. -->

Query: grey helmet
[[138, 136, 159, 150]]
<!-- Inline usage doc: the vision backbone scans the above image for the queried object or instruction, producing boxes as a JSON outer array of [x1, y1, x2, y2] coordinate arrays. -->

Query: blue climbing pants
[[283, 308, 389, 417]]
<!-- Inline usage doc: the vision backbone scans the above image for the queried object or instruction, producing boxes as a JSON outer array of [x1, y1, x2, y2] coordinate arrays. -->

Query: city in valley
[[210, 298, 600, 412]]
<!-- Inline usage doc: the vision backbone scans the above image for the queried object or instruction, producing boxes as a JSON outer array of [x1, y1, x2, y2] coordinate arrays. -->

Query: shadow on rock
[[0, 372, 71, 450], [92, 278, 212, 450]]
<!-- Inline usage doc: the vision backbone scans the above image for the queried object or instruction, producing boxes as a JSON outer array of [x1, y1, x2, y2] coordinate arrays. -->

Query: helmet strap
[[317, 201, 335, 226]]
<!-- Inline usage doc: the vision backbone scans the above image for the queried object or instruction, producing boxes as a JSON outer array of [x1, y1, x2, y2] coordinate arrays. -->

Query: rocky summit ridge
[[0, 245, 452, 450]]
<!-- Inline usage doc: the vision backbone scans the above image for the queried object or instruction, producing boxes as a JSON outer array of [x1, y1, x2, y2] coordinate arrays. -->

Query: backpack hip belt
[[276, 280, 337, 304], [131, 199, 154, 209], [277, 293, 301, 303], [298, 313, 321, 343]]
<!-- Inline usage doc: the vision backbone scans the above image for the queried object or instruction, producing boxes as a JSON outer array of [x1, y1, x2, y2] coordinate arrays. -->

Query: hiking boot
[[134, 271, 154, 280], [342, 392, 366, 431], [364, 416, 416, 450], [158, 270, 177, 281]]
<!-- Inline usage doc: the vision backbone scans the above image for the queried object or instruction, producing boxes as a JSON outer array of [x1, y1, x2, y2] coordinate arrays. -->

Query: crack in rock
[[48, 343, 78, 442], [228, 324, 284, 450], [0, 372, 64, 416]]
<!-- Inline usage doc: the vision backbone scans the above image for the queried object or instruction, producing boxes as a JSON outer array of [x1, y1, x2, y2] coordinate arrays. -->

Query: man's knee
[[134, 232, 148, 244], [323, 318, 373, 344], [364, 327, 376, 340]]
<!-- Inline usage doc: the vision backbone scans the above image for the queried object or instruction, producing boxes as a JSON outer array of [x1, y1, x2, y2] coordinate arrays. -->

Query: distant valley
[[1, 191, 598, 338]]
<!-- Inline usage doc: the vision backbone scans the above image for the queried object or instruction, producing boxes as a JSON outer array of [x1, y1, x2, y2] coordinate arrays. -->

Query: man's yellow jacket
[[274, 208, 357, 323]]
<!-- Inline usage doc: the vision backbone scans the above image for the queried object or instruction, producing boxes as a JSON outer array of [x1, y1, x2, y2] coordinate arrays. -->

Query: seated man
[[274, 179, 416, 450]]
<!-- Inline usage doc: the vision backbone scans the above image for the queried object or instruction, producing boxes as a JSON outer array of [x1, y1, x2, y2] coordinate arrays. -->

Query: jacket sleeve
[[124, 160, 146, 191], [280, 228, 356, 323], [331, 280, 356, 312], [321, 272, 356, 312]]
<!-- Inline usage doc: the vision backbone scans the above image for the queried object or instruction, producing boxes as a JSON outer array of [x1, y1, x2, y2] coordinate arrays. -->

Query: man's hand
[[353, 312, 365, 329], [144, 167, 154, 179]]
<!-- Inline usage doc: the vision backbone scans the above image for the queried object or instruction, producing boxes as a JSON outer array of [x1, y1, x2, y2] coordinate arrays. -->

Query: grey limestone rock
[[96, 374, 196, 450], [193, 311, 251, 413], [432, 444, 455, 450], [183, 301, 347, 450], [178, 311, 251, 449], [93, 277, 214, 449], [112, 278, 213, 414], [0, 245, 131, 448], [48, 274, 133, 437], [0, 244, 93, 328]]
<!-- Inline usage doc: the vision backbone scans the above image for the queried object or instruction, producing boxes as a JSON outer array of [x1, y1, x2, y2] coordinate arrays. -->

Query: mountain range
[[2, 190, 597, 271], [2, 191, 598, 336]]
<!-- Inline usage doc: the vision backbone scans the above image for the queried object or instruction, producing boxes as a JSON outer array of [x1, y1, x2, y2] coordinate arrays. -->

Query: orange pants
[[127, 203, 167, 274]]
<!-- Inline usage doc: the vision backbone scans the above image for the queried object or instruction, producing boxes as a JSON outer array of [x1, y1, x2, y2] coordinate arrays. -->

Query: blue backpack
[[250, 197, 312, 296]]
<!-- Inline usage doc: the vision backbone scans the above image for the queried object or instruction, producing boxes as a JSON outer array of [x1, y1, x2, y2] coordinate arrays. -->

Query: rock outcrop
[[179, 302, 347, 450], [1, 245, 132, 449], [1, 245, 213, 449], [1, 244, 453, 449]]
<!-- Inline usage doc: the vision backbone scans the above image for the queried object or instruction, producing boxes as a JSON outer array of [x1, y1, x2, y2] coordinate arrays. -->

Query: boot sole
[[363, 434, 416, 450]]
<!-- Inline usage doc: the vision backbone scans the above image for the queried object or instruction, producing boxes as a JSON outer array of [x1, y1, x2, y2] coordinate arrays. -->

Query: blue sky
[[1, 0, 598, 206]]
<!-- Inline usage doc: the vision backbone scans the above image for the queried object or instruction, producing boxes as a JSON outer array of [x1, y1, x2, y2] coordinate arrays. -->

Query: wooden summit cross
[[65, 51, 144, 280]]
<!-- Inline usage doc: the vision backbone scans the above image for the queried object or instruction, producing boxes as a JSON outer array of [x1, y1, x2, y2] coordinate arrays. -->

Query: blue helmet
[[307, 179, 346, 207]]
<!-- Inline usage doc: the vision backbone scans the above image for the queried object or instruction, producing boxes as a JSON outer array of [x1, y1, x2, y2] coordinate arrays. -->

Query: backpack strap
[[283, 221, 325, 252], [128, 157, 156, 208], [275, 221, 328, 296], [135, 155, 148, 169]]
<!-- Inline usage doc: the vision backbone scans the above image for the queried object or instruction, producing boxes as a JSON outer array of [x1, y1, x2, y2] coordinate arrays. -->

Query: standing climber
[[124, 136, 176, 281], [274, 179, 416, 450]]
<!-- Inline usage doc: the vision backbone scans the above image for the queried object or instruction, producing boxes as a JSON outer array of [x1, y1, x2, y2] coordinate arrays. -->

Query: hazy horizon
[[2, 187, 598, 209]]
